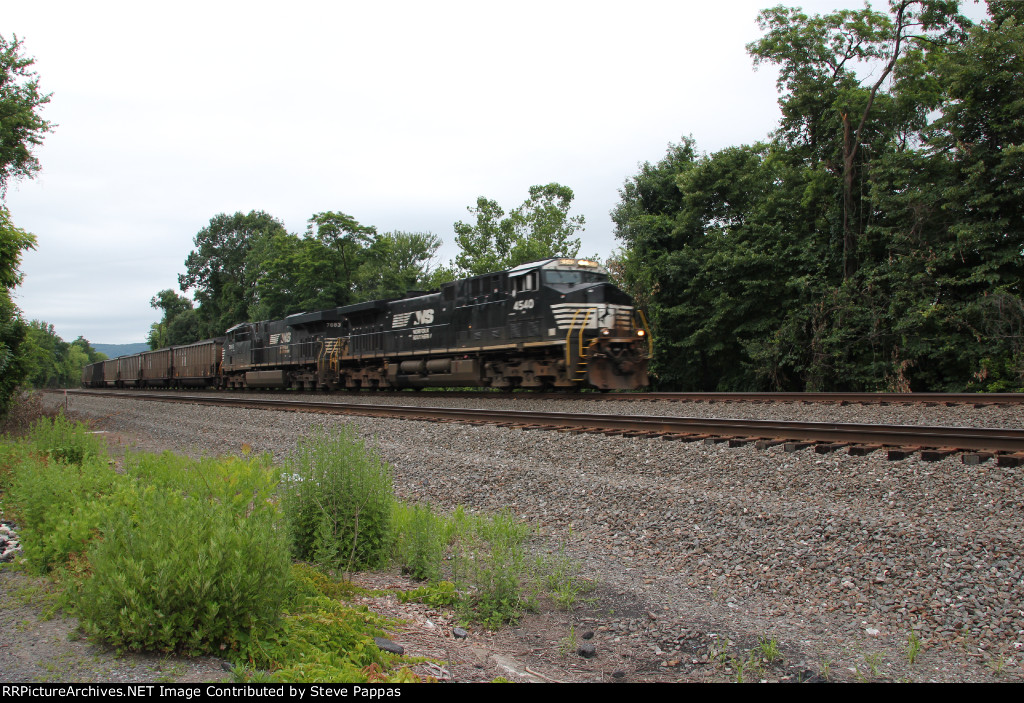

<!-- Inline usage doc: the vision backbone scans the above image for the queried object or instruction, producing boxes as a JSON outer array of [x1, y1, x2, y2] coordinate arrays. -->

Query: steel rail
[[63, 390, 1024, 453], [68, 388, 1024, 404], [598, 392, 1024, 404]]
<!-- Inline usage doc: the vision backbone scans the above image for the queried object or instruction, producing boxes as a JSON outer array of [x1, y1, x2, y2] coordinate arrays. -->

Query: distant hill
[[93, 343, 149, 359]]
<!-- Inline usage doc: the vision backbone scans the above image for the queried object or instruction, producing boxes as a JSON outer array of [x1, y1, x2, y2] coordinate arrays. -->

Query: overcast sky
[[3, 0, 990, 344]]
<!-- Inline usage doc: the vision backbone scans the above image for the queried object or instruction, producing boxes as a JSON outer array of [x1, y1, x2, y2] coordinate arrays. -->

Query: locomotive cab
[[510, 258, 650, 390]]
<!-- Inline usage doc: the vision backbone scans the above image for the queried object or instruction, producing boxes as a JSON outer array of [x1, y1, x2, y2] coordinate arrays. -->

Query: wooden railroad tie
[[997, 452, 1024, 467], [920, 447, 958, 462], [848, 444, 883, 457], [887, 446, 920, 460]]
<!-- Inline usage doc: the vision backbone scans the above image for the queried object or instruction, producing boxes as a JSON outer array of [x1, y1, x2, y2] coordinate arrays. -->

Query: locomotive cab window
[[542, 270, 608, 286], [513, 272, 538, 294]]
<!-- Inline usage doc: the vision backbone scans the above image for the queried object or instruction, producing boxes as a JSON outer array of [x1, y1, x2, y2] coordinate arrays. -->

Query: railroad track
[[66, 388, 1024, 405], [62, 389, 1024, 465]]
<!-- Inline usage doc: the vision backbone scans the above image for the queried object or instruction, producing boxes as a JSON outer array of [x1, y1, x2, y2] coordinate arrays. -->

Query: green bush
[[392, 502, 444, 581], [282, 426, 393, 571], [74, 483, 292, 654], [29, 412, 105, 466], [8, 446, 124, 573], [125, 451, 279, 517], [240, 564, 401, 683], [393, 503, 536, 628], [453, 508, 534, 628]]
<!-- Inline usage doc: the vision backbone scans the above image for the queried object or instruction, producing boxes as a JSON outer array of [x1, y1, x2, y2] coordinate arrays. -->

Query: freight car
[[83, 258, 651, 391]]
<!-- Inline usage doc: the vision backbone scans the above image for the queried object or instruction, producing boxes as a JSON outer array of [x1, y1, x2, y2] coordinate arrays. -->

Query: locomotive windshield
[[542, 270, 608, 286]]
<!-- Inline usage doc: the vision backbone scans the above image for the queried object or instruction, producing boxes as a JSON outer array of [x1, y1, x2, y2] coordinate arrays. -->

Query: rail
[[61, 390, 1024, 455]]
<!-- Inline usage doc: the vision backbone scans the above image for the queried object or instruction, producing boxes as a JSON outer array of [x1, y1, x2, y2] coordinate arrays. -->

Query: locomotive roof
[[505, 258, 607, 276]]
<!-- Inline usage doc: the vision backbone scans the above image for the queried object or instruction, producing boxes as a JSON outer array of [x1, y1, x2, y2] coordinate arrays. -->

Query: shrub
[[453, 508, 534, 628], [282, 426, 393, 571], [7, 444, 124, 573], [392, 502, 444, 581], [74, 483, 292, 654], [240, 564, 401, 683], [29, 412, 105, 466]]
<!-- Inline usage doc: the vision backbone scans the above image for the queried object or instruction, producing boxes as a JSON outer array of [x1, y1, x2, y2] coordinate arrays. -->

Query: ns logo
[[393, 309, 435, 328]]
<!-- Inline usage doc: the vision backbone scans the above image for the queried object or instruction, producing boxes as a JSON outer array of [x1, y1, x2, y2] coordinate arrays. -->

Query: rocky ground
[[2, 392, 1022, 683]]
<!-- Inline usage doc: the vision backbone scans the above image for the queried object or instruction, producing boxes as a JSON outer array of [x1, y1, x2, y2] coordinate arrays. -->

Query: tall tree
[[613, 3, 1024, 392], [453, 183, 584, 275], [147, 289, 198, 348], [178, 211, 288, 337], [0, 34, 54, 197], [0, 34, 50, 415], [353, 231, 442, 301], [747, 1, 966, 280]]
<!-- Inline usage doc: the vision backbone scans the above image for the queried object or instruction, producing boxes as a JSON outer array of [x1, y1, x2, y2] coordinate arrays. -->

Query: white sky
[[3, 0, 990, 343]]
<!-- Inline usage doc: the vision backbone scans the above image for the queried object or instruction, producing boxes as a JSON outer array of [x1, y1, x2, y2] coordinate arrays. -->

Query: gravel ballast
[[26, 393, 1024, 682]]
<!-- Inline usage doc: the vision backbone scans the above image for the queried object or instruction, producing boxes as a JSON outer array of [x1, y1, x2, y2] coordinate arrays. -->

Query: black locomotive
[[83, 258, 651, 391]]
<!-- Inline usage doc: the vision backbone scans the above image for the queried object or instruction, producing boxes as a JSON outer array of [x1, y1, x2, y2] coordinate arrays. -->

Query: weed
[[758, 636, 781, 664], [709, 637, 730, 665], [907, 632, 922, 665], [396, 581, 458, 608], [29, 413, 105, 466], [539, 538, 592, 610], [392, 502, 444, 581], [986, 656, 1007, 677], [728, 650, 762, 683], [818, 656, 832, 681], [283, 426, 394, 573], [558, 626, 578, 657], [864, 652, 884, 677]]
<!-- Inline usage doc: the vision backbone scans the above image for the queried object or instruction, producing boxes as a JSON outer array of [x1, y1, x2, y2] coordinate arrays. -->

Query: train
[[82, 258, 652, 392]]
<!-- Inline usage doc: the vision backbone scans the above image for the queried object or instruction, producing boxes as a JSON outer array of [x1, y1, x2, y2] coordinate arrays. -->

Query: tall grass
[[282, 426, 393, 572]]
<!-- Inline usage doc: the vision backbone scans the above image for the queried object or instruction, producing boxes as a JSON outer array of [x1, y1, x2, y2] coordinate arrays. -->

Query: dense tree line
[[20, 323, 105, 388], [151, 184, 583, 347], [1, 34, 52, 414], [612, 0, 1023, 391]]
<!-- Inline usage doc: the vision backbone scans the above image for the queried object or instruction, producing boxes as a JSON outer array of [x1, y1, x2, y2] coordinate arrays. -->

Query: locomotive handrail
[[565, 307, 597, 380]]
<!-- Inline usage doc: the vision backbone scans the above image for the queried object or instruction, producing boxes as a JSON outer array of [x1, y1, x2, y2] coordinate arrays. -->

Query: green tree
[[0, 34, 54, 197], [147, 289, 199, 348], [246, 218, 444, 320], [0, 35, 50, 415], [0, 208, 37, 414], [353, 231, 442, 300], [614, 3, 1024, 393], [18, 323, 101, 388], [748, 1, 966, 280], [178, 211, 288, 337], [453, 183, 584, 275]]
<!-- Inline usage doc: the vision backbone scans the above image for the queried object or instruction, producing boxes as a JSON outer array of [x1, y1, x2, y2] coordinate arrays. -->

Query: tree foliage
[[147, 289, 198, 349], [20, 323, 105, 388], [614, 3, 1024, 392], [0, 35, 50, 416], [453, 183, 584, 275], [178, 211, 289, 339], [0, 34, 53, 197], [159, 211, 443, 336]]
